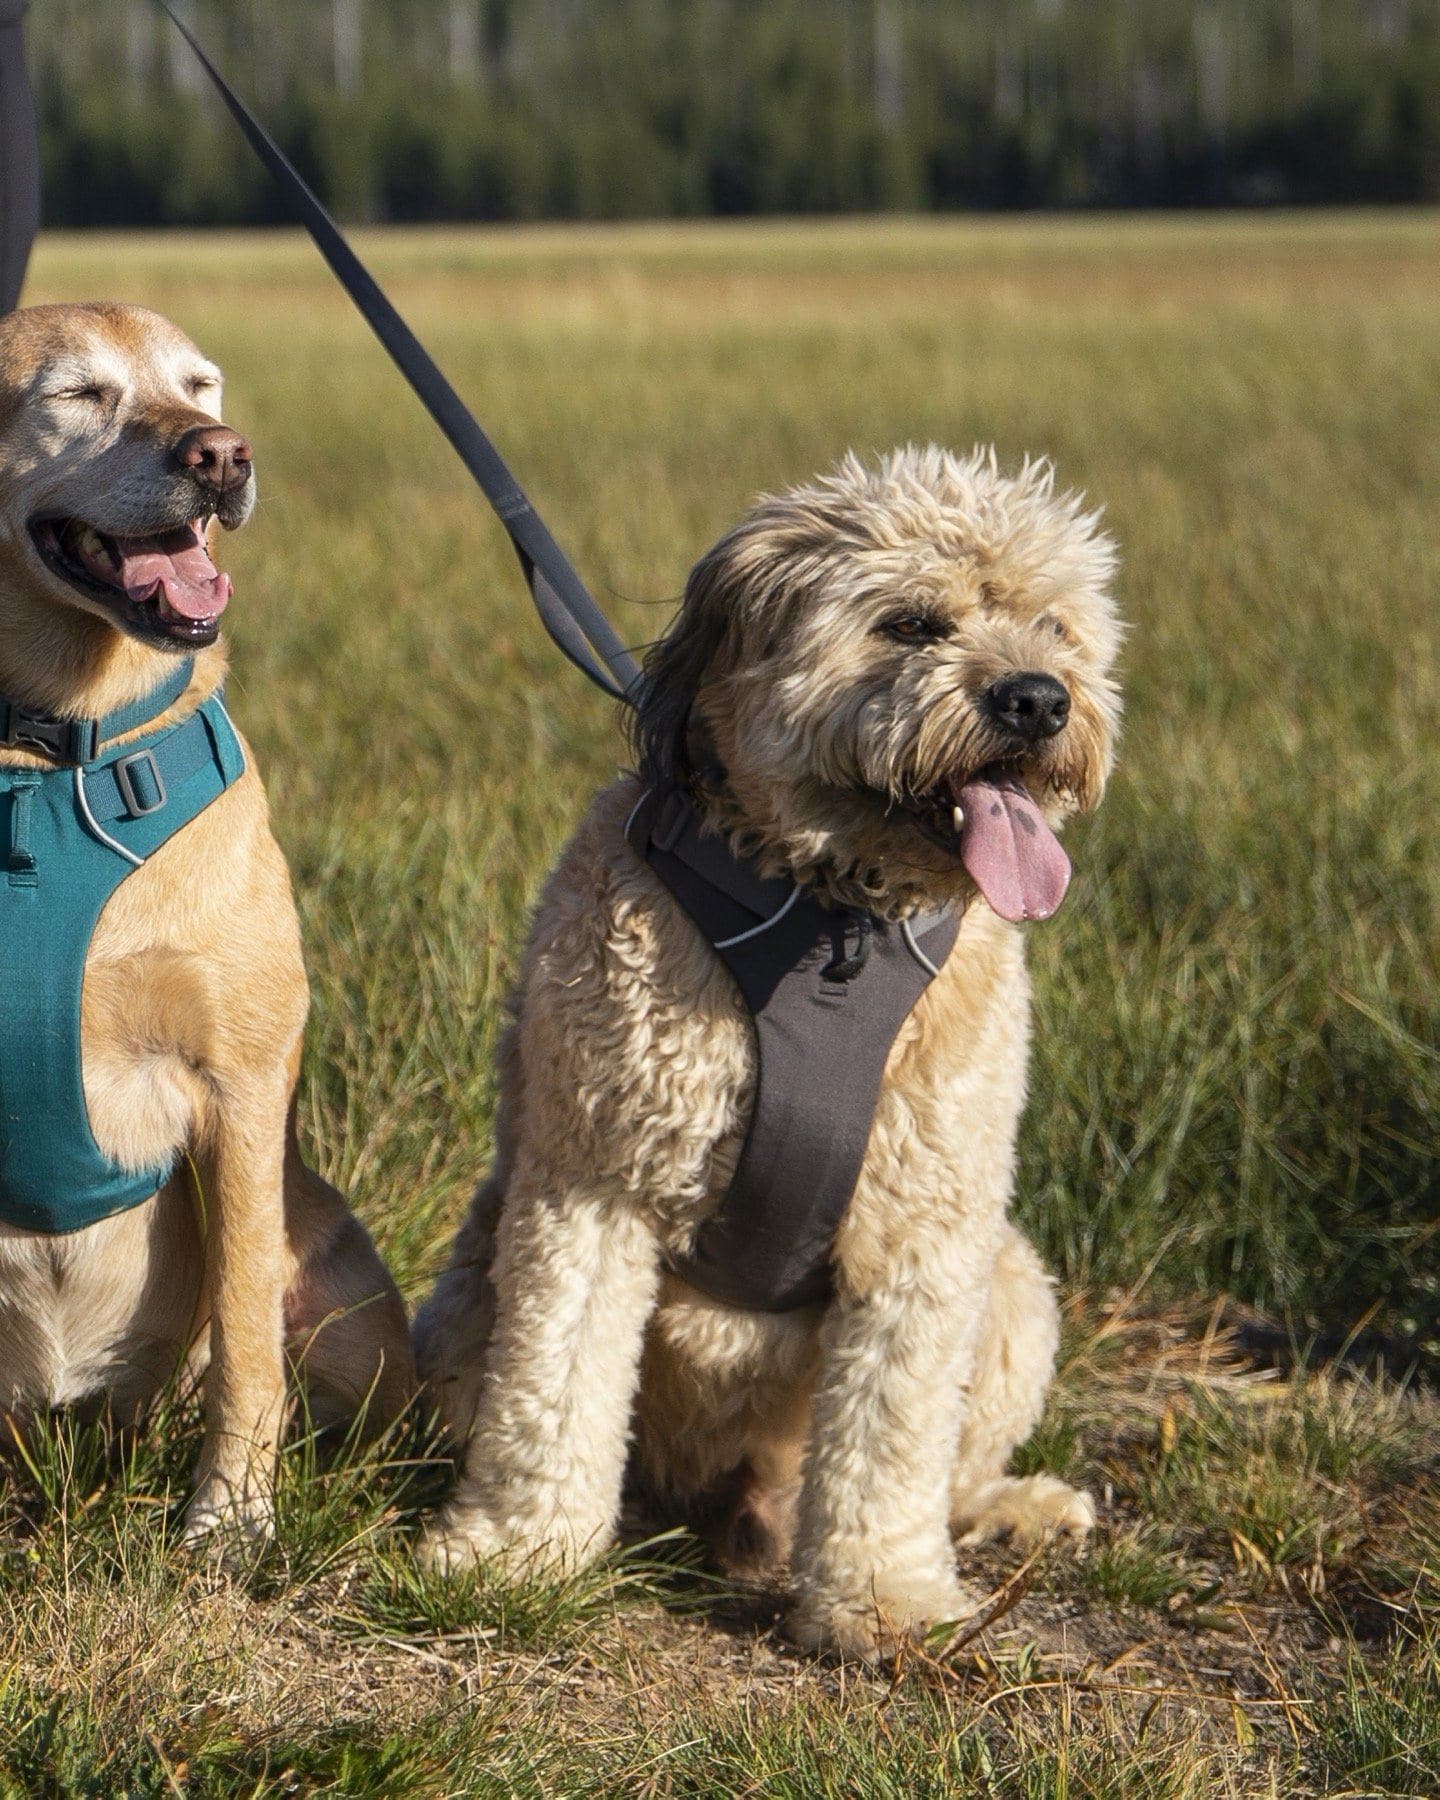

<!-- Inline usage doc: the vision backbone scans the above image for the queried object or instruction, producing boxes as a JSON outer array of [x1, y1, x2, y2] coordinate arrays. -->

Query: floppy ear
[[632, 501, 828, 791], [631, 520, 756, 792]]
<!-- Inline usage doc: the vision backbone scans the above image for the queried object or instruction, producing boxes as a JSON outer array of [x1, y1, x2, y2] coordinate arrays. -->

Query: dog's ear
[[633, 500, 832, 790], [632, 514, 776, 792]]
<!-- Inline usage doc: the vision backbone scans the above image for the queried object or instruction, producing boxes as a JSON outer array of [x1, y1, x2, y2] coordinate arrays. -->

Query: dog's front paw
[[417, 1504, 509, 1576], [953, 1475, 1096, 1549], [181, 1475, 275, 1553], [418, 1503, 607, 1579], [787, 1572, 976, 1663]]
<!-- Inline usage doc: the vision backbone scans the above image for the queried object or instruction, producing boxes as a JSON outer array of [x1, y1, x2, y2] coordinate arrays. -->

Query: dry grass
[[4, 212, 1435, 1793]]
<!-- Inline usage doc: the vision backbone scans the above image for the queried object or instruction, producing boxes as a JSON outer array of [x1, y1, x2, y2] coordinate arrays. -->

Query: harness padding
[[629, 788, 958, 1312], [0, 691, 245, 1234]]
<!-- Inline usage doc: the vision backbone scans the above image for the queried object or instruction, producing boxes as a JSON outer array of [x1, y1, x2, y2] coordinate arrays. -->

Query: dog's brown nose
[[173, 424, 253, 496]]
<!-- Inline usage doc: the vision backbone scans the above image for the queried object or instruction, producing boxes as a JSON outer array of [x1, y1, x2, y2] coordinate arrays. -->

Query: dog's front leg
[[182, 1078, 290, 1547], [422, 1174, 660, 1577], [788, 1249, 988, 1661]]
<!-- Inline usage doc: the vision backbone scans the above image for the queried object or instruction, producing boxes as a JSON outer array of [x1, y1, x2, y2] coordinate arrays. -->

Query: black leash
[[0, 1, 39, 315], [154, 1, 640, 706]]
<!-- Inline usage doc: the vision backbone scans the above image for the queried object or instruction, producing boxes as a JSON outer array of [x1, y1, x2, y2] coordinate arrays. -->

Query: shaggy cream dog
[[416, 445, 1122, 1659]]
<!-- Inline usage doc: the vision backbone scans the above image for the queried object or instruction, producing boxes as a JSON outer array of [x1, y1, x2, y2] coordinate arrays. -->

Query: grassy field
[[5, 214, 1437, 1794]]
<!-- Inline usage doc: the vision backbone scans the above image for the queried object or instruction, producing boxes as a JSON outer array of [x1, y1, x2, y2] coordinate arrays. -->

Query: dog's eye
[[878, 613, 950, 645], [1036, 612, 1071, 643], [58, 384, 114, 406], [187, 375, 220, 398]]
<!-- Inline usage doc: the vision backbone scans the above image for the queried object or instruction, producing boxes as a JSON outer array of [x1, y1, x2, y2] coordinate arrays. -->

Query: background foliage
[[31, 0, 1440, 224]]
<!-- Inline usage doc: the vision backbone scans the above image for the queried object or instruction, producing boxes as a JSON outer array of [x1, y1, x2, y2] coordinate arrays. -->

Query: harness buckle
[[1, 707, 97, 764], [114, 749, 167, 819]]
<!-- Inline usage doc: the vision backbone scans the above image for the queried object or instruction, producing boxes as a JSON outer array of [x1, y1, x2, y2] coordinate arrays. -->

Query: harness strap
[[635, 787, 795, 927], [155, 0, 641, 707], [0, 658, 196, 766], [630, 787, 960, 1311], [80, 695, 231, 827], [0, 0, 38, 317]]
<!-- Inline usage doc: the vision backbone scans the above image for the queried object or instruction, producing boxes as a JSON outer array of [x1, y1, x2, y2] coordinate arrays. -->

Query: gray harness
[[628, 788, 958, 1312]]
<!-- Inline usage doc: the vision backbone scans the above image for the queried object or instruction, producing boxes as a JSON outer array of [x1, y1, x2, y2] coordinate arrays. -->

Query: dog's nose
[[173, 424, 253, 496], [984, 672, 1071, 742]]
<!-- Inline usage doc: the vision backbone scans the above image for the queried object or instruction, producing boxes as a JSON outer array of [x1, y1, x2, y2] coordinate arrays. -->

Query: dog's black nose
[[984, 672, 1071, 742], [173, 424, 253, 497]]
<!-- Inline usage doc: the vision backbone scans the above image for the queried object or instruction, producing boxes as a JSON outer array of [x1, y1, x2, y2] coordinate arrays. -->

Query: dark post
[[0, 0, 39, 314]]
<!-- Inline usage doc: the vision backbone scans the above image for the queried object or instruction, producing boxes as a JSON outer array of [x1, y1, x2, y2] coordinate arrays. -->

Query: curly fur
[[416, 444, 1121, 1659]]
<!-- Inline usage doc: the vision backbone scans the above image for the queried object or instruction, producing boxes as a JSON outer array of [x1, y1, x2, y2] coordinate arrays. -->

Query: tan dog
[[416, 446, 1121, 1659], [0, 302, 412, 1541]]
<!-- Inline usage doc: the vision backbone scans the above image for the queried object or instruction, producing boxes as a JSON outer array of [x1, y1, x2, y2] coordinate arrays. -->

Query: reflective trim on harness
[[628, 786, 958, 1312]]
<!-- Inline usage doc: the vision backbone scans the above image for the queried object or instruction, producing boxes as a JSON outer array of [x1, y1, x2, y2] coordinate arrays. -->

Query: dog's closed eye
[[876, 612, 952, 646], [54, 383, 118, 407]]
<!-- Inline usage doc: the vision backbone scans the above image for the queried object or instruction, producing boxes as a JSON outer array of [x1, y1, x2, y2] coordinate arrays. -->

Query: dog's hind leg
[[948, 1224, 1094, 1548], [420, 1170, 661, 1576], [413, 1021, 518, 1444], [412, 1172, 504, 1445], [631, 1298, 817, 1578], [280, 1125, 415, 1439], [708, 1406, 808, 1581]]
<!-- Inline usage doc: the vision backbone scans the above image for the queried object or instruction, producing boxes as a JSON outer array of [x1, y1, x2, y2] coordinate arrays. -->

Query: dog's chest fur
[[0, 1186, 204, 1413], [0, 865, 213, 1412], [519, 780, 1033, 1293]]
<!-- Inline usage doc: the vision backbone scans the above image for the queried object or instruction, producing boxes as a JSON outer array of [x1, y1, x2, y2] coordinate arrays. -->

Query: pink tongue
[[114, 524, 231, 622], [957, 768, 1071, 923]]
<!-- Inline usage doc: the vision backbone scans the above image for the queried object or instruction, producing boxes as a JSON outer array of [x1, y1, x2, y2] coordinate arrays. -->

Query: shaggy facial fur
[[636, 445, 1120, 919], [416, 446, 1121, 1659], [0, 304, 413, 1542]]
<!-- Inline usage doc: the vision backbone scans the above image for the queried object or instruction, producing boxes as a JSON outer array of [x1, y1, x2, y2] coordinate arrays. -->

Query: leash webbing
[[0, 1, 39, 315], [154, 1, 640, 706]]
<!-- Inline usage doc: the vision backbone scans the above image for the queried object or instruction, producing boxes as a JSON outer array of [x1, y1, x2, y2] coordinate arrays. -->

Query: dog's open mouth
[[28, 515, 233, 648], [910, 764, 1071, 923]]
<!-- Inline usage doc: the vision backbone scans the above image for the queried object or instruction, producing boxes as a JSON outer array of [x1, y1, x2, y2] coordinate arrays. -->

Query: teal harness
[[0, 662, 245, 1234]]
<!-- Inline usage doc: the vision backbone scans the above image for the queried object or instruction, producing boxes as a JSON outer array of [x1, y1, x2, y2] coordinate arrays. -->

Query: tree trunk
[[333, 0, 362, 95], [873, 0, 904, 132], [449, 0, 480, 83]]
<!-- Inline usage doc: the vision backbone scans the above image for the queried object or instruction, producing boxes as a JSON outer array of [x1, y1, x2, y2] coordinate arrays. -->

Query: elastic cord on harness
[[154, 0, 640, 708]]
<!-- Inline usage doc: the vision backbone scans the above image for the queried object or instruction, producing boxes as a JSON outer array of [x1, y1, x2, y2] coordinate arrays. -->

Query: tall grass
[[12, 212, 1434, 1792], [40, 215, 1429, 1347]]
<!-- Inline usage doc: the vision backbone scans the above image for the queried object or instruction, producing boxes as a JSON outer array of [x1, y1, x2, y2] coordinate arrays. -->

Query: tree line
[[31, 0, 1440, 224]]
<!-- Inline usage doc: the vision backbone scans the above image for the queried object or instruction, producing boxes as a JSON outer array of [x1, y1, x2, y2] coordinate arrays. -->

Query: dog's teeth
[[952, 804, 966, 834], [77, 527, 107, 561]]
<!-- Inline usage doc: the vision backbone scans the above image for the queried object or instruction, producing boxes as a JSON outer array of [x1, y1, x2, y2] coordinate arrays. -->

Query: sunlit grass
[[37, 214, 1435, 1343], [5, 212, 1435, 1792]]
